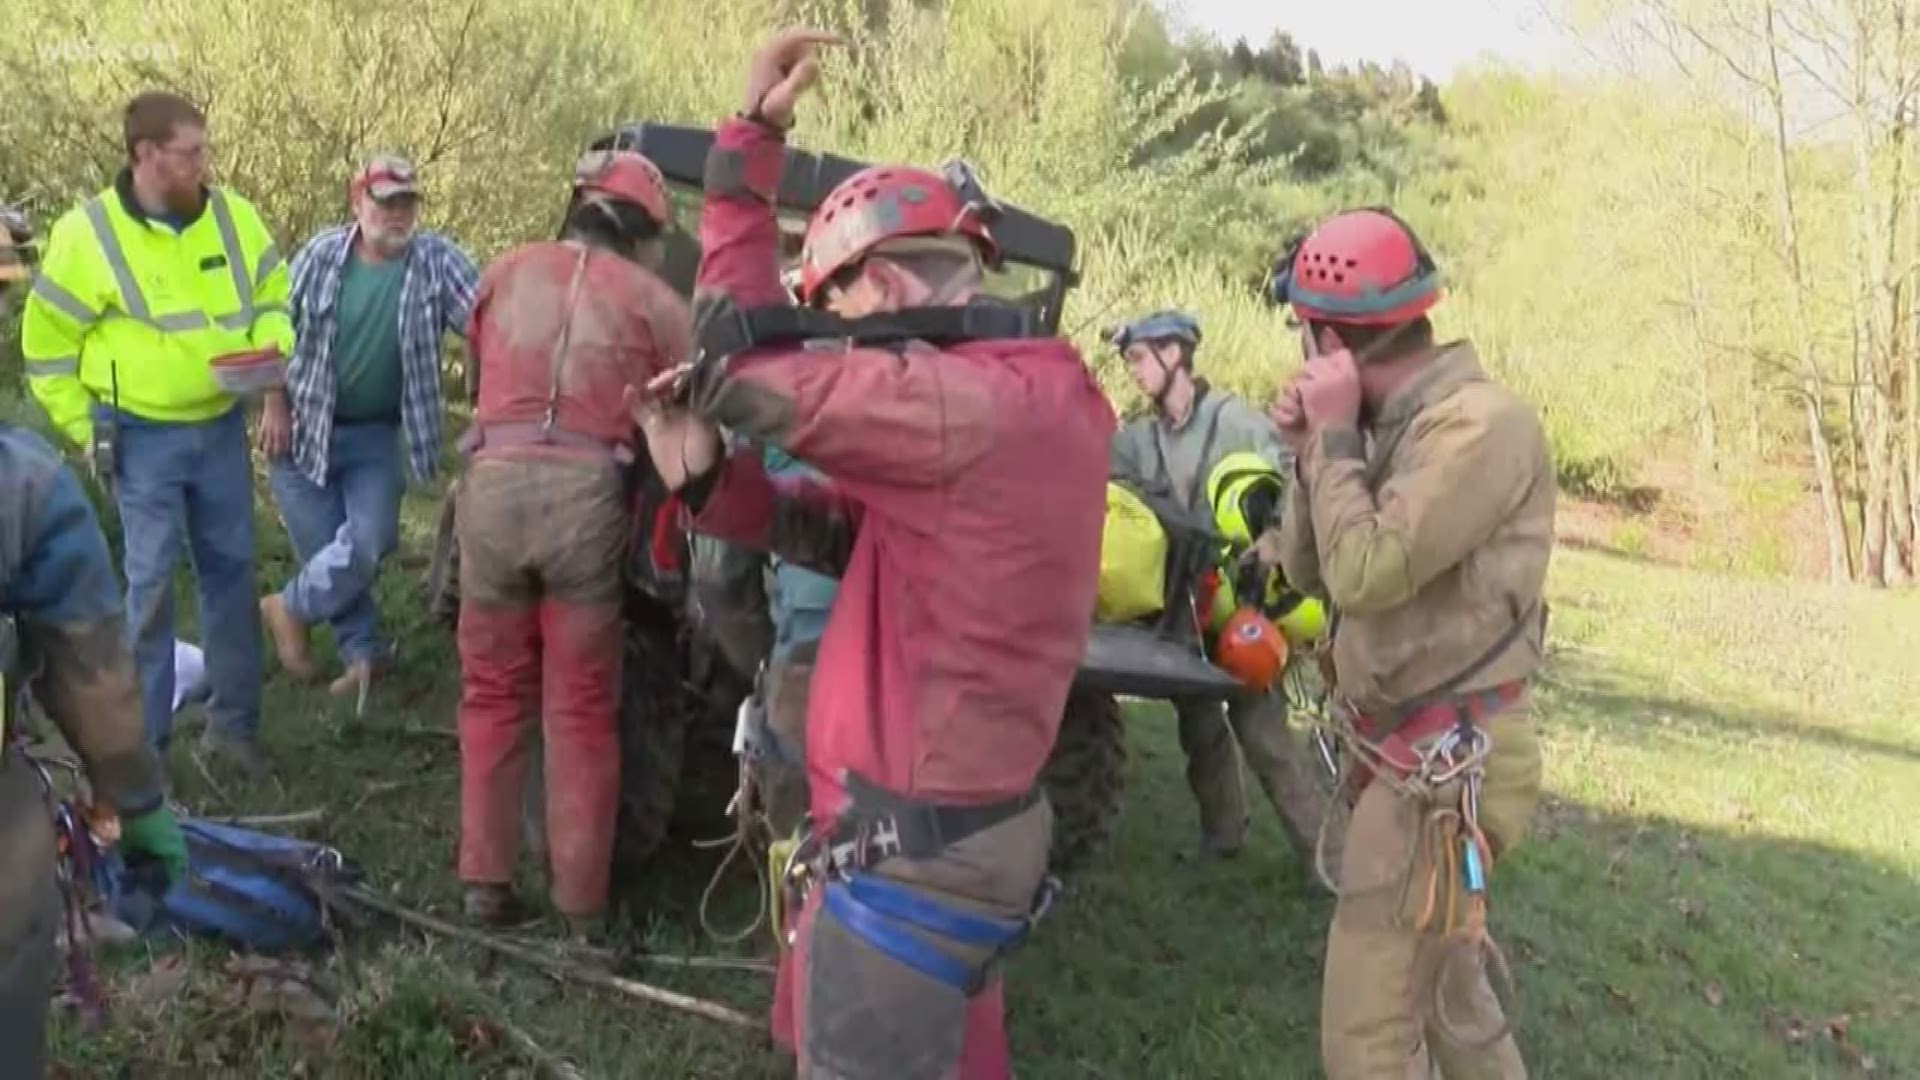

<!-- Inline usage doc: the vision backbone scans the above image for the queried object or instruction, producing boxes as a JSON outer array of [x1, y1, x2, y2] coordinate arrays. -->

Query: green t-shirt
[[330, 250, 406, 422]]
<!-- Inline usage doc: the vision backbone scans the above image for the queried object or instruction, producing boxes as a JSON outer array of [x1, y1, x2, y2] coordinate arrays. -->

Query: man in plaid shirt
[[258, 154, 478, 705]]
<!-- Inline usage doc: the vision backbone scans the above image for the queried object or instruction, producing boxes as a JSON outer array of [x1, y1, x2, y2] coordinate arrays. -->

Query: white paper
[[172, 639, 207, 713]]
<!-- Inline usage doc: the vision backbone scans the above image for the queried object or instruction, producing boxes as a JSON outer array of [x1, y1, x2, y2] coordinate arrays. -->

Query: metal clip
[[1461, 835, 1487, 895]]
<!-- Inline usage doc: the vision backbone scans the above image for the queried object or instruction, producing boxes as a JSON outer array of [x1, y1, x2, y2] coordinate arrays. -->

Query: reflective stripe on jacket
[[21, 170, 294, 447]]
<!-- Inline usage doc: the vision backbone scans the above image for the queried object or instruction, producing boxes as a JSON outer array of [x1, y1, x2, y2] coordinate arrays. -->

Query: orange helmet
[[572, 149, 670, 227], [1214, 607, 1288, 692]]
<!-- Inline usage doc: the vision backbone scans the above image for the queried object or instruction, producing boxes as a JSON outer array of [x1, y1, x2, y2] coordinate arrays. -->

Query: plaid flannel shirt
[[283, 224, 479, 486]]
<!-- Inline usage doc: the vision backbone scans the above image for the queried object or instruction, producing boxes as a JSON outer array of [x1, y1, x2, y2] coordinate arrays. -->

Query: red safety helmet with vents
[[1268, 207, 1443, 326], [572, 149, 670, 228], [797, 161, 1000, 306]]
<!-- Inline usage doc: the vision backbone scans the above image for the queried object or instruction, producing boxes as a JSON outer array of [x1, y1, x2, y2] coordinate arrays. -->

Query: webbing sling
[[694, 296, 1041, 363]]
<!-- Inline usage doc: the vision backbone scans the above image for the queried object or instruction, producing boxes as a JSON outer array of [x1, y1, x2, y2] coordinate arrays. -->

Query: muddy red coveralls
[[678, 116, 1115, 1078], [454, 152, 692, 922]]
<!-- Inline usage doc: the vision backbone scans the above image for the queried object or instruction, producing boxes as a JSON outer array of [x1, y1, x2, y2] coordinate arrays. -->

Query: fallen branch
[[496, 932, 775, 975], [331, 884, 763, 1031], [188, 749, 238, 811], [495, 1010, 592, 1080], [343, 775, 453, 819], [628, 952, 775, 975], [209, 809, 325, 828]]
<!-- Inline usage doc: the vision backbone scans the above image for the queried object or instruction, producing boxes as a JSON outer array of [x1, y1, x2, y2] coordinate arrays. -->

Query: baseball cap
[[1, 206, 34, 283], [352, 154, 420, 200]]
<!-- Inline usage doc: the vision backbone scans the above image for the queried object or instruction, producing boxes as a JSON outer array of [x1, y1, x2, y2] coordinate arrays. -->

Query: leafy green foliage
[[4, 0, 1908, 566]]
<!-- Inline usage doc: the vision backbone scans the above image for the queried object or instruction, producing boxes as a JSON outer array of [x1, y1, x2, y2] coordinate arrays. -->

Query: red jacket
[[684, 118, 1115, 814], [468, 240, 691, 455]]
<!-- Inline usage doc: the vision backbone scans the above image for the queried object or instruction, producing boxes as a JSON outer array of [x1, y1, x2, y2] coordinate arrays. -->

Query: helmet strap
[[1150, 344, 1194, 418]]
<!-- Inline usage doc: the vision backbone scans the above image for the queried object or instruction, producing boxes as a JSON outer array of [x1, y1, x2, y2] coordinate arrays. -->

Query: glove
[[120, 805, 189, 888], [1240, 529, 1286, 571]]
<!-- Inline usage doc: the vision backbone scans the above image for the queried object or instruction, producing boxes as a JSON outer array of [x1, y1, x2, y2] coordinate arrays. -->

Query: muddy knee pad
[[802, 893, 972, 1080], [0, 764, 60, 1078]]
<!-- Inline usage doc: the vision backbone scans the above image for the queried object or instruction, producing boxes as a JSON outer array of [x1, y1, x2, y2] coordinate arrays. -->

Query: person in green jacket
[[1107, 310, 1325, 863]]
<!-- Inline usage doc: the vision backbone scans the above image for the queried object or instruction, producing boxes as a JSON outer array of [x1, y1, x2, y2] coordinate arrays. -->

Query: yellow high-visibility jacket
[[21, 172, 294, 448]]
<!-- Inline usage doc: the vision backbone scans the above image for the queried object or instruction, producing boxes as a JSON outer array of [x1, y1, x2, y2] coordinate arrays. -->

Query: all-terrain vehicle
[[428, 123, 1326, 886]]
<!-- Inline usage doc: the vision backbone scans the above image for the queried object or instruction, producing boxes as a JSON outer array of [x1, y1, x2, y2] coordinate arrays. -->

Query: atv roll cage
[[590, 123, 1079, 335], [590, 120, 1241, 702]]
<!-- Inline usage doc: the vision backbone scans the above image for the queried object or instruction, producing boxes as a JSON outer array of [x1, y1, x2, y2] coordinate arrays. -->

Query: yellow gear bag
[[1095, 482, 1168, 623]]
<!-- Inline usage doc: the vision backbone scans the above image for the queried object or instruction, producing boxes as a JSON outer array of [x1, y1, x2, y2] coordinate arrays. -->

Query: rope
[[692, 758, 773, 946], [1306, 704, 1520, 1051]]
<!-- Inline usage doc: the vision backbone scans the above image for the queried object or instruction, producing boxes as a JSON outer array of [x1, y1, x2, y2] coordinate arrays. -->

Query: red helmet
[[573, 149, 670, 227], [797, 162, 999, 306], [1274, 208, 1442, 326]]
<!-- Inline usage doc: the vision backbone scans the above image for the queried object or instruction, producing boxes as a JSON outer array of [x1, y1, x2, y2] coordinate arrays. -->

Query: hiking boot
[[463, 883, 530, 927], [260, 594, 317, 680], [562, 911, 609, 946], [1174, 833, 1245, 864], [198, 728, 273, 780]]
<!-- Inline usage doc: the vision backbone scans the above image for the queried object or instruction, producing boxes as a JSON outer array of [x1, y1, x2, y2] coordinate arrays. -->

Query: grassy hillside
[[41, 494, 1920, 1078]]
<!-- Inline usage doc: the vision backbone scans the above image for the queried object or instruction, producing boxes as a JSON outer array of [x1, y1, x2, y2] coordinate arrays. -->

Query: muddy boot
[[1175, 829, 1245, 864], [260, 594, 317, 681], [463, 883, 530, 927], [198, 727, 273, 780], [562, 911, 608, 946]]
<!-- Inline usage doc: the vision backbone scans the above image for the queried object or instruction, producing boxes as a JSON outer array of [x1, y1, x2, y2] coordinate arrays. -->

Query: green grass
[[42, 486, 1920, 1078]]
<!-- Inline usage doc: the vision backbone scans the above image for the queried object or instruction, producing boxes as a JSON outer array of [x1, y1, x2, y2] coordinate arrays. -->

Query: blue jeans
[[267, 421, 403, 665], [106, 405, 262, 749]]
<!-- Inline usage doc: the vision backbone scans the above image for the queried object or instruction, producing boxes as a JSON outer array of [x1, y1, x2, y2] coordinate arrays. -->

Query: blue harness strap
[[820, 872, 1051, 993], [823, 881, 977, 990], [843, 873, 1030, 948]]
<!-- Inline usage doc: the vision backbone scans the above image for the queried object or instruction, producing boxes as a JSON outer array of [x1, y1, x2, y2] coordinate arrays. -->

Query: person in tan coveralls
[[1265, 207, 1556, 1079]]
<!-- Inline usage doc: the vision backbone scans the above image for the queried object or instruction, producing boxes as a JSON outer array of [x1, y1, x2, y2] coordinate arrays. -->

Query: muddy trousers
[[774, 798, 1053, 1080], [0, 750, 60, 1080], [1322, 702, 1542, 1080], [1174, 688, 1326, 857], [455, 455, 627, 918]]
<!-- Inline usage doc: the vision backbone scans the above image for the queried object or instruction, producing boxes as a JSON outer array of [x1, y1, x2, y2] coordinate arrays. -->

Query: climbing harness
[[1308, 694, 1522, 1052], [771, 773, 1058, 995], [694, 663, 789, 948], [23, 749, 113, 1030]]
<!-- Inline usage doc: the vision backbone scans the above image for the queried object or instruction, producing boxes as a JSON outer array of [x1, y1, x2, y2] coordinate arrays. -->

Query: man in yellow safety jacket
[[22, 91, 293, 776]]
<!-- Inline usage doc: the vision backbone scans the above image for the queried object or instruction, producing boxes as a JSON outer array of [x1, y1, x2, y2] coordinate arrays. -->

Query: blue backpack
[[93, 816, 363, 954]]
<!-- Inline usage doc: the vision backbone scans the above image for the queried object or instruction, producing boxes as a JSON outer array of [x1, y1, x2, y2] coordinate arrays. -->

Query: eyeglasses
[[158, 141, 211, 164]]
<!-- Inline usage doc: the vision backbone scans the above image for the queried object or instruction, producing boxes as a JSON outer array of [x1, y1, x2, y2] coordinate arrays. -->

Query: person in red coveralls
[[627, 29, 1117, 1080], [454, 149, 692, 936]]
